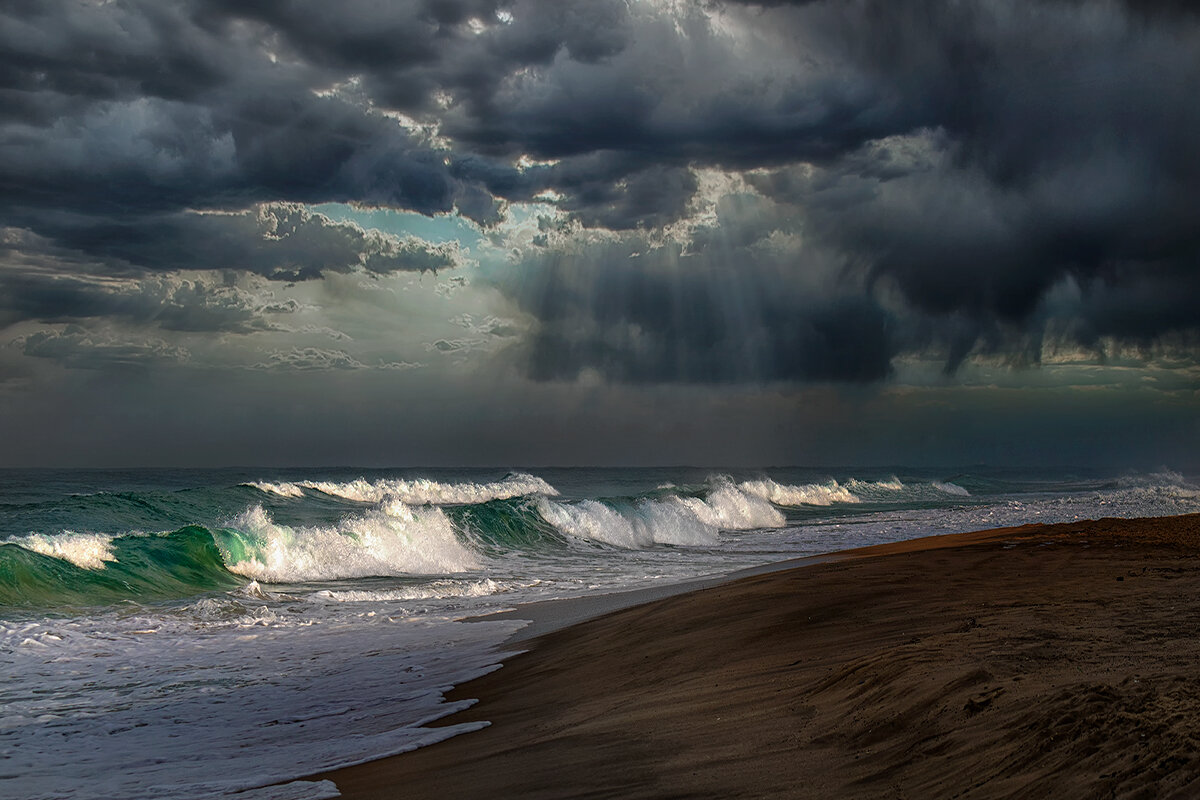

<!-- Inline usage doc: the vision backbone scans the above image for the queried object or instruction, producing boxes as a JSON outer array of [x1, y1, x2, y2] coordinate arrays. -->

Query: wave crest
[[244, 481, 306, 498], [221, 504, 477, 582], [245, 473, 558, 505], [932, 481, 970, 497], [12, 532, 118, 570], [533, 480, 786, 549], [737, 478, 860, 507]]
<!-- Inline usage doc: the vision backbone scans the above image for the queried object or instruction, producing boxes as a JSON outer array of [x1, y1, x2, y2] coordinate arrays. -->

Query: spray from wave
[[737, 478, 861, 506], [533, 496, 720, 548], [245, 473, 558, 506], [244, 481, 306, 499], [221, 502, 478, 582], [735, 475, 971, 505], [532, 478, 786, 549], [12, 532, 119, 570]]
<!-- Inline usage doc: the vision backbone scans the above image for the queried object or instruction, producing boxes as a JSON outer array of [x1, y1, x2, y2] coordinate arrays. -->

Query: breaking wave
[[7, 468, 1200, 609], [738, 477, 861, 506], [0, 526, 242, 607], [932, 481, 970, 497], [222, 502, 478, 581], [734, 475, 971, 505], [244, 481, 306, 499], [245, 473, 558, 505], [0, 502, 479, 607], [11, 531, 119, 570], [532, 478, 786, 549]]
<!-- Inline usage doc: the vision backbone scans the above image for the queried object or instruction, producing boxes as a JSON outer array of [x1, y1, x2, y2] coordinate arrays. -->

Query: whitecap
[[737, 477, 860, 507], [281, 473, 558, 506], [12, 532, 118, 570], [222, 504, 478, 582], [533, 479, 784, 549], [932, 481, 971, 497], [244, 482, 307, 498]]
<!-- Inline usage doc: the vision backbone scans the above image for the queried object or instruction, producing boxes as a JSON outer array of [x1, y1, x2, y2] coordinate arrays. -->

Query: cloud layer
[[3, 1, 1198, 383], [0, 0, 1198, 465]]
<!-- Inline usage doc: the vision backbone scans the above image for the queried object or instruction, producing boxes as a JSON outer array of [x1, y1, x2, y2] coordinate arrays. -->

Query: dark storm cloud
[[1, 0, 1199, 384], [34, 205, 468, 281], [735, 0, 1200, 361], [0, 200, 472, 337], [0, 0, 499, 249], [474, 0, 1199, 374], [523, 285, 895, 384], [503, 217, 897, 384], [550, 162, 700, 231], [0, 267, 292, 333]]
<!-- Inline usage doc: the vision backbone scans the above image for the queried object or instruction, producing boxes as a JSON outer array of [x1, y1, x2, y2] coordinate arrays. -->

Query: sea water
[[2, 466, 1199, 798]]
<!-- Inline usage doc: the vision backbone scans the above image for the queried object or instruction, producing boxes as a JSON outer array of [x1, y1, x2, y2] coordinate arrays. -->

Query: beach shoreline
[[315, 513, 1200, 799]]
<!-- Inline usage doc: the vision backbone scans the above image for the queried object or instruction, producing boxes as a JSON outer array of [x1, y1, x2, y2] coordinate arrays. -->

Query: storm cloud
[[3, 1, 1197, 350], [0, 0, 1198, 465]]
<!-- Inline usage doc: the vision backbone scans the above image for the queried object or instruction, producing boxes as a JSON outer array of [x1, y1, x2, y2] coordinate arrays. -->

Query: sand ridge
[[317, 514, 1200, 799]]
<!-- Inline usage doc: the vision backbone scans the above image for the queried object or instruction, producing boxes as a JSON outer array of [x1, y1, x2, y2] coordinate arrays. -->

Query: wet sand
[[317, 514, 1200, 799]]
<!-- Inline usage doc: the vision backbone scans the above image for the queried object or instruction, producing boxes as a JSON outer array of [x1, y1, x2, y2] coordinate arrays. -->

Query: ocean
[[3, 466, 1199, 799]]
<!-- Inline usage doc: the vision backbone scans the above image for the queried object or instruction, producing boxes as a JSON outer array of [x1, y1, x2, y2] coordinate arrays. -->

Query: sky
[[0, 0, 1198, 468]]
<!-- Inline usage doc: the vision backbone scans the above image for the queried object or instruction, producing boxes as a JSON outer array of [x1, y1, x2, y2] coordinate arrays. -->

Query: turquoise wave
[[0, 498, 582, 611], [0, 526, 244, 609], [445, 497, 569, 553]]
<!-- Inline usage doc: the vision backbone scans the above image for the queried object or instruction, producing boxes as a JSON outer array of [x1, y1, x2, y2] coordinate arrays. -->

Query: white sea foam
[[848, 476, 905, 492], [0, 610, 521, 800], [245, 481, 307, 498], [223, 503, 478, 582], [309, 578, 507, 603], [737, 477, 860, 506], [735, 476, 910, 507], [184, 596, 283, 626], [933, 481, 971, 496], [13, 532, 118, 570], [1115, 470, 1200, 496], [537, 496, 723, 548], [251, 473, 558, 506], [690, 481, 787, 528], [535, 498, 664, 548], [634, 496, 726, 542], [534, 480, 784, 549]]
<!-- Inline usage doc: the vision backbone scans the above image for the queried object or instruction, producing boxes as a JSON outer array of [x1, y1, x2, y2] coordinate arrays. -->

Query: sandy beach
[[317, 514, 1200, 799]]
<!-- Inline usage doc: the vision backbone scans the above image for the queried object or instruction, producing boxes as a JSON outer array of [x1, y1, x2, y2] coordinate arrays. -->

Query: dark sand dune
[[318, 515, 1200, 799]]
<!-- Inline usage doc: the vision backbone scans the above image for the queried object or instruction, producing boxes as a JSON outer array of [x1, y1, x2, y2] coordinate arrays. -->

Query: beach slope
[[319, 514, 1200, 799]]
